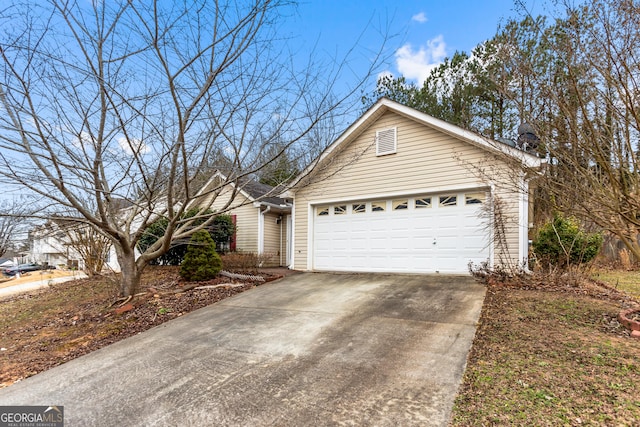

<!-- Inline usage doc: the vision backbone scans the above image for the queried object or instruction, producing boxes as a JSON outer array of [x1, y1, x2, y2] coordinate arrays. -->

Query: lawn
[[591, 269, 640, 299], [451, 275, 640, 426]]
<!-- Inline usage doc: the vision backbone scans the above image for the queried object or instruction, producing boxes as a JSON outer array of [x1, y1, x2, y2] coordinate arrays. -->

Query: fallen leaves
[[0, 266, 277, 389]]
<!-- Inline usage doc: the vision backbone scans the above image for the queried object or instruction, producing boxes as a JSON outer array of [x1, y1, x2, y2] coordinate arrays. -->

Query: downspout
[[519, 174, 531, 272], [489, 183, 496, 269], [279, 215, 283, 267], [288, 204, 295, 269]]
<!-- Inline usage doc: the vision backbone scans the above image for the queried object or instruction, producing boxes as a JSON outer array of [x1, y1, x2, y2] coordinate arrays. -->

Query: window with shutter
[[376, 127, 397, 156]]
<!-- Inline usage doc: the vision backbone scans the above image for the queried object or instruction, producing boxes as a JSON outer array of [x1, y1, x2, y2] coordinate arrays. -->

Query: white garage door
[[312, 191, 490, 273]]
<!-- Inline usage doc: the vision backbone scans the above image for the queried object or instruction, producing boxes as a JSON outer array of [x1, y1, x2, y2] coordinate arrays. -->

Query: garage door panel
[[349, 242, 369, 251], [387, 257, 409, 269], [332, 241, 350, 251], [313, 192, 490, 273], [435, 211, 458, 220], [368, 222, 389, 232], [368, 255, 389, 267], [389, 236, 410, 250], [349, 255, 369, 268], [368, 240, 388, 250], [333, 257, 352, 269], [390, 227, 411, 236], [413, 236, 435, 246]]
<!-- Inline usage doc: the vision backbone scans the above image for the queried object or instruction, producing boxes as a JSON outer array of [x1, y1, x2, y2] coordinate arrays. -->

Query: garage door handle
[[433, 238, 437, 245]]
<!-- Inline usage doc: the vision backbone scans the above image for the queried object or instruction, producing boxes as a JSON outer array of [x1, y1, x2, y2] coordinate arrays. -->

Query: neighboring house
[[196, 172, 292, 267], [285, 97, 543, 274], [29, 221, 120, 272], [29, 223, 68, 267]]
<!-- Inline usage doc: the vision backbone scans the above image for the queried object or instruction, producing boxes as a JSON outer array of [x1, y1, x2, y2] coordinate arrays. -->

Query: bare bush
[[221, 252, 275, 273], [618, 249, 633, 271]]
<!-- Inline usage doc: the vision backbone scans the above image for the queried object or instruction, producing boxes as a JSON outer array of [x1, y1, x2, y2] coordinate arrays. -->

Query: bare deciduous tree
[[57, 221, 112, 276], [494, 0, 640, 260], [0, 0, 386, 296], [0, 200, 27, 258]]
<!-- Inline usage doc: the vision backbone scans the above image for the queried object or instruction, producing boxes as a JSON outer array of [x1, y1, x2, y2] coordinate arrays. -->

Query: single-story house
[[196, 171, 292, 267], [284, 97, 543, 274], [28, 98, 540, 275]]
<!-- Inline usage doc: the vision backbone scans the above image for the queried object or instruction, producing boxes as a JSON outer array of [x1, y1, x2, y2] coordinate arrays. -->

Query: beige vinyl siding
[[299, 114, 488, 199], [293, 110, 522, 270], [491, 185, 524, 268], [229, 204, 259, 253], [262, 212, 287, 266], [204, 188, 259, 253]]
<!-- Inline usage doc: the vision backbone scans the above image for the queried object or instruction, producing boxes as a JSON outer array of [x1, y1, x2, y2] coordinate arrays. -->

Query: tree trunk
[[116, 246, 143, 297]]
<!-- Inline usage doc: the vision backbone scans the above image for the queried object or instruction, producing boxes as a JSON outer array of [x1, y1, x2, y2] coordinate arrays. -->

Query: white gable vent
[[376, 127, 397, 156]]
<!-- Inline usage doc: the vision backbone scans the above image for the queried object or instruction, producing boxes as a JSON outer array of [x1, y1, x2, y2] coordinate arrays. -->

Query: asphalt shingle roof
[[239, 179, 289, 206]]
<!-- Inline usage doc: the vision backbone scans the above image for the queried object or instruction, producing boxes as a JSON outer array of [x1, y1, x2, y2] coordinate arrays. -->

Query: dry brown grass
[[451, 275, 640, 426]]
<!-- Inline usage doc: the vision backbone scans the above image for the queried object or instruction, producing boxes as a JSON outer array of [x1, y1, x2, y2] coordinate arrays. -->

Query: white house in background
[[29, 221, 120, 272], [29, 222, 68, 267], [285, 97, 543, 274]]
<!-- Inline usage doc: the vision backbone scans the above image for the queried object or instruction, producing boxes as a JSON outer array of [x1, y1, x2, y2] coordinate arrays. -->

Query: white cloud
[[395, 35, 447, 84], [74, 131, 94, 149], [117, 136, 149, 156], [411, 12, 427, 23]]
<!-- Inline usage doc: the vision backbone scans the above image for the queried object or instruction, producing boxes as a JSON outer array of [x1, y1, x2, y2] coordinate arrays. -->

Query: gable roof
[[198, 171, 291, 208], [241, 179, 288, 205], [288, 97, 543, 191]]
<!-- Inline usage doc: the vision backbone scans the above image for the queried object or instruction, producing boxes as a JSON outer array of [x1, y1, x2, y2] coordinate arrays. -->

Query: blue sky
[[283, 0, 541, 87]]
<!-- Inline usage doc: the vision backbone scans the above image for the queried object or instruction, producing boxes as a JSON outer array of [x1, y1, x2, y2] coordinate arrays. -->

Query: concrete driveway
[[0, 272, 485, 426]]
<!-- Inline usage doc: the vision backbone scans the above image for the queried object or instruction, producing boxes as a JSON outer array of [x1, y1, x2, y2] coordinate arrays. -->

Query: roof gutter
[[253, 201, 292, 210]]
